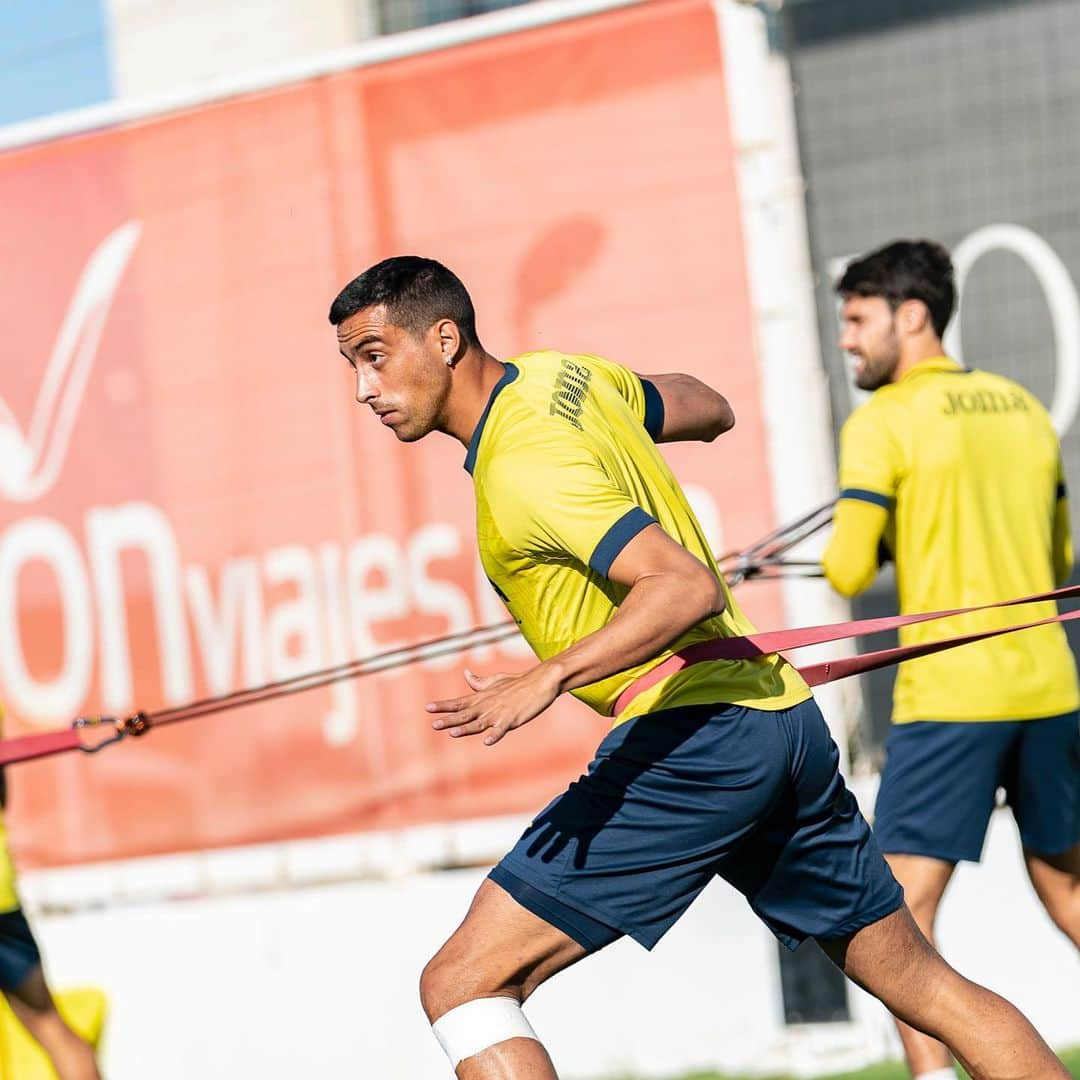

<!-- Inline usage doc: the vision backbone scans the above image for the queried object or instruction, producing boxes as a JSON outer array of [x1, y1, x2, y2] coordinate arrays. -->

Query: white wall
[[26, 802, 1078, 1079], [32, 860, 774, 1079], [106, 0, 379, 99]]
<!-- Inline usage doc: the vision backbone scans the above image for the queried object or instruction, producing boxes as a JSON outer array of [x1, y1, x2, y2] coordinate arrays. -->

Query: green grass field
[[611, 1046, 1080, 1080]]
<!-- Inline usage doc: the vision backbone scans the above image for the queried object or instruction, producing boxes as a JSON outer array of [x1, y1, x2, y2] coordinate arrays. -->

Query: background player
[[0, 712, 102, 1080], [823, 239, 1080, 1080]]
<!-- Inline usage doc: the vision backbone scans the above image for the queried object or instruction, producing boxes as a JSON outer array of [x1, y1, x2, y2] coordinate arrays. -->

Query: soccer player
[[0, 751, 101, 1079], [823, 239, 1080, 1080], [329, 256, 1068, 1080]]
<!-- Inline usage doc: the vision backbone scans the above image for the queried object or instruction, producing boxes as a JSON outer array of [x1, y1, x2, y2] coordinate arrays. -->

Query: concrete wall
[[23, 799, 1077, 1078], [106, 0, 376, 98]]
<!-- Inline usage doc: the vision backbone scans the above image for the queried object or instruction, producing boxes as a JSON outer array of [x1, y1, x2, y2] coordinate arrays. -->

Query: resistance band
[[3, 582, 1075, 768], [8, 501, 1065, 766]]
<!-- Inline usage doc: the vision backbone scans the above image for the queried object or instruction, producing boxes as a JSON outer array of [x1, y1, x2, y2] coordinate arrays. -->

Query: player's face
[[337, 305, 452, 442], [839, 295, 901, 391]]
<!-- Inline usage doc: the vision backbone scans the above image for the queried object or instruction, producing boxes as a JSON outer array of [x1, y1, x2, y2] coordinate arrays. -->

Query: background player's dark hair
[[328, 256, 481, 348], [835, 239, 956, 338]]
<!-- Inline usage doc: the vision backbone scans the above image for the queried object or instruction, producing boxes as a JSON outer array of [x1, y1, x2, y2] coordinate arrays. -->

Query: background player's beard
[[853, 327, 901, 391]]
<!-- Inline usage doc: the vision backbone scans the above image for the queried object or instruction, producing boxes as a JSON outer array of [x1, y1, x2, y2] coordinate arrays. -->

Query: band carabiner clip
[[74, 712, 151, 754]]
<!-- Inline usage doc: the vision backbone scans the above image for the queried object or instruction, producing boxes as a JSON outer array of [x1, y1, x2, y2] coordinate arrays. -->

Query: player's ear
[[436, 318, 461, 367], [899, 299, 929, 336]]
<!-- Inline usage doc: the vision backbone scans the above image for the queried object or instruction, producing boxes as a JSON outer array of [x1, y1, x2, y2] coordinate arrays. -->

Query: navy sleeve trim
[[589, 507, 657, 576], [640, 378, 665, 441], [839, 487, 892, 510], [876, 536, 892, 567], [1057, 481, 1068, 500]]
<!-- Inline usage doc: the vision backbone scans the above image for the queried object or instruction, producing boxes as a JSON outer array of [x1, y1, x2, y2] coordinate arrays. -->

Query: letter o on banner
[[0, 518, 94, 719], [946, 224, 1080, 437]]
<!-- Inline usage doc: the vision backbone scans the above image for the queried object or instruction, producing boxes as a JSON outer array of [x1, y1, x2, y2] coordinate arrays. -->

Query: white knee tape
[[432, 996, 539, 1068]]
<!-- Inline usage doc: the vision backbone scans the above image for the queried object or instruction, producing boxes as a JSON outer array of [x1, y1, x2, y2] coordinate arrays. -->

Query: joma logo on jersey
[[549, 359, 592, 430], [942, 389, 1031, 416]]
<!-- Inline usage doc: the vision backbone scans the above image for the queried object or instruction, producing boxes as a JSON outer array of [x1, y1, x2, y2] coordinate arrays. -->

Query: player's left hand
[[426, 665, 562, 745]]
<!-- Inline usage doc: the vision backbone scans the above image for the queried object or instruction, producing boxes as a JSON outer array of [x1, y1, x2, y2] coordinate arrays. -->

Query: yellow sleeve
[[835, 403, 904, 499], [822, 405, 902, 597], [1054, 457, 1073, 587], [580, 354, 664, 440], [486, 442, 656, 576], [0, 700, 18, 909], [822, 499, 890, 597]]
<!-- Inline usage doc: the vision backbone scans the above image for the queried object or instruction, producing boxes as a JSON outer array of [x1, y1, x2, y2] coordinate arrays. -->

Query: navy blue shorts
[[0, 907, 41, 992], [874, 712, 1080, 863], [490, 698, 903, 952]]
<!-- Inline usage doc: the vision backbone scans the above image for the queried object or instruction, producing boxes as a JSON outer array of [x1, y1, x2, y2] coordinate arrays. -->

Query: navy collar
[[464, 363, 519, 474]]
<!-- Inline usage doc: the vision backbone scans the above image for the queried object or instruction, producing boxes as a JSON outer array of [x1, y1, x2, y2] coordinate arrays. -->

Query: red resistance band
[[3, 584, 1080, 769], [612, 583, 1080, 714]]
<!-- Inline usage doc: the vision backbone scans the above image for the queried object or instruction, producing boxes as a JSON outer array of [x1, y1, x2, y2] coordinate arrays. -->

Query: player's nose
[[355, 367, 377, 404]]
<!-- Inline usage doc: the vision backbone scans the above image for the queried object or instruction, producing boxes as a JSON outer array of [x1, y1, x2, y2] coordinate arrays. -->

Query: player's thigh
[[883, 853, 955, 929], [1026, 842, 1080, 878], [422, 878, 589, 1016], [0, 908, 46, 1007], [5, 960, 52, 1013], [874, 720, 1014, 864], [1011, 711, 1080, 860], [4, 971, 91, 1074], [817, 903, 950, 1021], [1024, 842, 1079, 922]]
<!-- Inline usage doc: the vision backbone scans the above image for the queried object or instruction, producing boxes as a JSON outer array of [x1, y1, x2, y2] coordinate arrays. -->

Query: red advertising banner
[[0, 0, 786, 867]]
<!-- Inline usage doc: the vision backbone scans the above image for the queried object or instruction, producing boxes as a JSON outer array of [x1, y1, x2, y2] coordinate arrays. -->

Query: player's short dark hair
[[835, 240, 956, 337], [328, 256, 480, 347]]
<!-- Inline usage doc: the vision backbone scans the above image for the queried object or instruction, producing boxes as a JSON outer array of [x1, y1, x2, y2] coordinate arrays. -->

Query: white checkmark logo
[[0, 221, 142, 502]]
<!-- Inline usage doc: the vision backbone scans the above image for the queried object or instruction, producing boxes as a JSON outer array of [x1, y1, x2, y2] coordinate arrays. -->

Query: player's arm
[[428, 524, 724, 744], [1053, 461, 1073, 587], [427, 437, 728, 743], [635, 372, 734, 443], [539, 524, 723, 690], [821, 407, 901, 598], [822, 497, 889, 597]]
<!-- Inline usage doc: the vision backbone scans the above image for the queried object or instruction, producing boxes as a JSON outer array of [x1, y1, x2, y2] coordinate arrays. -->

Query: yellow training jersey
[[467, 350, 810, 725], [0, 712, 18, 913], [0, 816, 17, 914], [825, 356, 1078, 723]]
